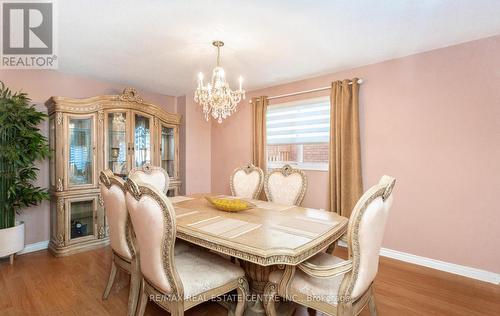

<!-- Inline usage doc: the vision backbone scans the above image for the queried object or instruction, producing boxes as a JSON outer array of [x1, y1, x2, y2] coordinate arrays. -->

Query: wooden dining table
[[170, 194, 348, 316]]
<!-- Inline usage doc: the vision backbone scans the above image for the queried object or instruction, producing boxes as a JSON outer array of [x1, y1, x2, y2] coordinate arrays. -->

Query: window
[[266, 97, 329, 171]]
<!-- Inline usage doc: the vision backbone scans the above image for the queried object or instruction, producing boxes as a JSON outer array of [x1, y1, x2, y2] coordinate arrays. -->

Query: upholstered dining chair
[[264, 175, 396, 316], [264, 164, 307, 205], [125, 176, 249, 316], [129, 163, 170, 193], [99, 169, 140, 316], [230, 164, 264, 199]]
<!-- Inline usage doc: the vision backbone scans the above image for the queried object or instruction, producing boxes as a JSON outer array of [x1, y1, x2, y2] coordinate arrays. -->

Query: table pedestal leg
[[238, 261, 296, 316]]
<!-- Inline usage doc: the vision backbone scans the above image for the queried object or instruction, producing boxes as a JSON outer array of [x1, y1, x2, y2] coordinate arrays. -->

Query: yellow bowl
[[205, 197, 255, 212]]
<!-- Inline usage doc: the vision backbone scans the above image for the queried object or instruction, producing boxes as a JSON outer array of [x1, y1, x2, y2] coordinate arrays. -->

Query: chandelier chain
[[217, 45, 221, 67]]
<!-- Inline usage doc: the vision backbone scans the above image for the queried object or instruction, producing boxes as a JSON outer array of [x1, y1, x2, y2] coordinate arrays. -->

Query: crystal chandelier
[[194, 41, 245, 123]]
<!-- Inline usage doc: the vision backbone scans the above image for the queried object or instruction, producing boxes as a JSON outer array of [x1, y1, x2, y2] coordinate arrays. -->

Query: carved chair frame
[[125, 177, 249, 316], [230, 163, 264, 199], [264, 164, 308, 206], [99, 169, 141, 316], [263, 176, 396, 316]]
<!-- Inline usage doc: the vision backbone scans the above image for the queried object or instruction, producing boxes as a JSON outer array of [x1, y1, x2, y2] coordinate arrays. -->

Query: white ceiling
[[58, 0, 500, 96]]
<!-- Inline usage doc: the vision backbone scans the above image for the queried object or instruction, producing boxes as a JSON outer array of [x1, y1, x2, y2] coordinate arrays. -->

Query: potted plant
[[0, 81, 49, 264]]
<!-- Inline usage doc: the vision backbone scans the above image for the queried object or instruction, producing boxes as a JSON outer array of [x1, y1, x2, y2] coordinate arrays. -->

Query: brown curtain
[[252, 96, 268, 200], [252, 96, 268, 170], [329, 79, 363, 217]]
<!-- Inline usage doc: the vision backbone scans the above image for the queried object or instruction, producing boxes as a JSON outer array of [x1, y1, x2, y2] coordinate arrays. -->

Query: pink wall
[[0, 70, 177, 245], [210, 35, 500, 273], [178, 94, 212, 194]]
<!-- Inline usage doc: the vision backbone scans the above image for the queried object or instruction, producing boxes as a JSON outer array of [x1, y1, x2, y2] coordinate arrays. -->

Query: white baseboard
[[337, 241, 500, 285], [17, 240, 49, 255]]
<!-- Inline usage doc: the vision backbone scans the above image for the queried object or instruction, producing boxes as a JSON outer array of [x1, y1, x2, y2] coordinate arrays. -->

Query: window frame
[[265, 96, 330, 172]]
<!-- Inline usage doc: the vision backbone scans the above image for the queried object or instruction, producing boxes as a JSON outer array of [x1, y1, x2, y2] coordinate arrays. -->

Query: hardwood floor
[[0, 246, 498, 316]]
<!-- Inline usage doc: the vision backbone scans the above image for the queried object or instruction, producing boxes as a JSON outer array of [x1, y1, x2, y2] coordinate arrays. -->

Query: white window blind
[[266, 98, 330, 145]]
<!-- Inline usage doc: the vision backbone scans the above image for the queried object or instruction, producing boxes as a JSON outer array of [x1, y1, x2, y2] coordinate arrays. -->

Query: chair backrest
[[125, 176, 183, 297], [339, 175, 396, 301], [128, 164, 170, 193], [264, 164, 307, 205], [230, 164, 264, 199], [99, 170, 132, 260]]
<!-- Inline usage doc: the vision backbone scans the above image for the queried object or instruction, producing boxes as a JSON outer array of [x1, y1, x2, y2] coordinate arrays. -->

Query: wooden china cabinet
[[46, 88, 181, 256]]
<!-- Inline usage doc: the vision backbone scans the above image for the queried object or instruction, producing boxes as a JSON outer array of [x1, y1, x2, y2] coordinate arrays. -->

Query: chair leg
[[307, 307, 317, 316], [235, 277, 249, 316], [368, 295, 378, 316], [128, 258, 142, 316], [263, 282, 278, 316], [170, 306, 185, 316], [102, 258, 118, 300], [135, 280, 148, 316]]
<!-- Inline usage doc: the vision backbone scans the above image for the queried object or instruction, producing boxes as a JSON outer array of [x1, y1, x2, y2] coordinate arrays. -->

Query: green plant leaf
[[0, 81, 50, 229]]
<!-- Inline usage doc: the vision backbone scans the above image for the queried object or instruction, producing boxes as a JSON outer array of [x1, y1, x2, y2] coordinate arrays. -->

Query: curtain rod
[[249, 78, 363, 103]]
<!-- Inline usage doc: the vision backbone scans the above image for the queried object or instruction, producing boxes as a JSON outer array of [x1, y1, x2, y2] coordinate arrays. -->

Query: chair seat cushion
[[269, 252, 346, 305], [175, 247, 245, 299], [174, 239, 192, 255]]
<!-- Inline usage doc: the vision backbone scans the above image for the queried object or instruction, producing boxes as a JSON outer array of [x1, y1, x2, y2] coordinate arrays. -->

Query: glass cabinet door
[[107, 112, 128, 176], [68, 117, 93, 186], [160, 125, 175, 177], [69, 199, 95, 240], [134, 114, 151, 168]]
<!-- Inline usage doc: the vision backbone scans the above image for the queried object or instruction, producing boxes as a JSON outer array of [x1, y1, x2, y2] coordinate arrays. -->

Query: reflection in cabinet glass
[[161, 126, 175, 177], [108, 112, 127, 176], [69, 118, 93, 185], [135, 114, 151, 167], [70, 200, 94, 239]]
